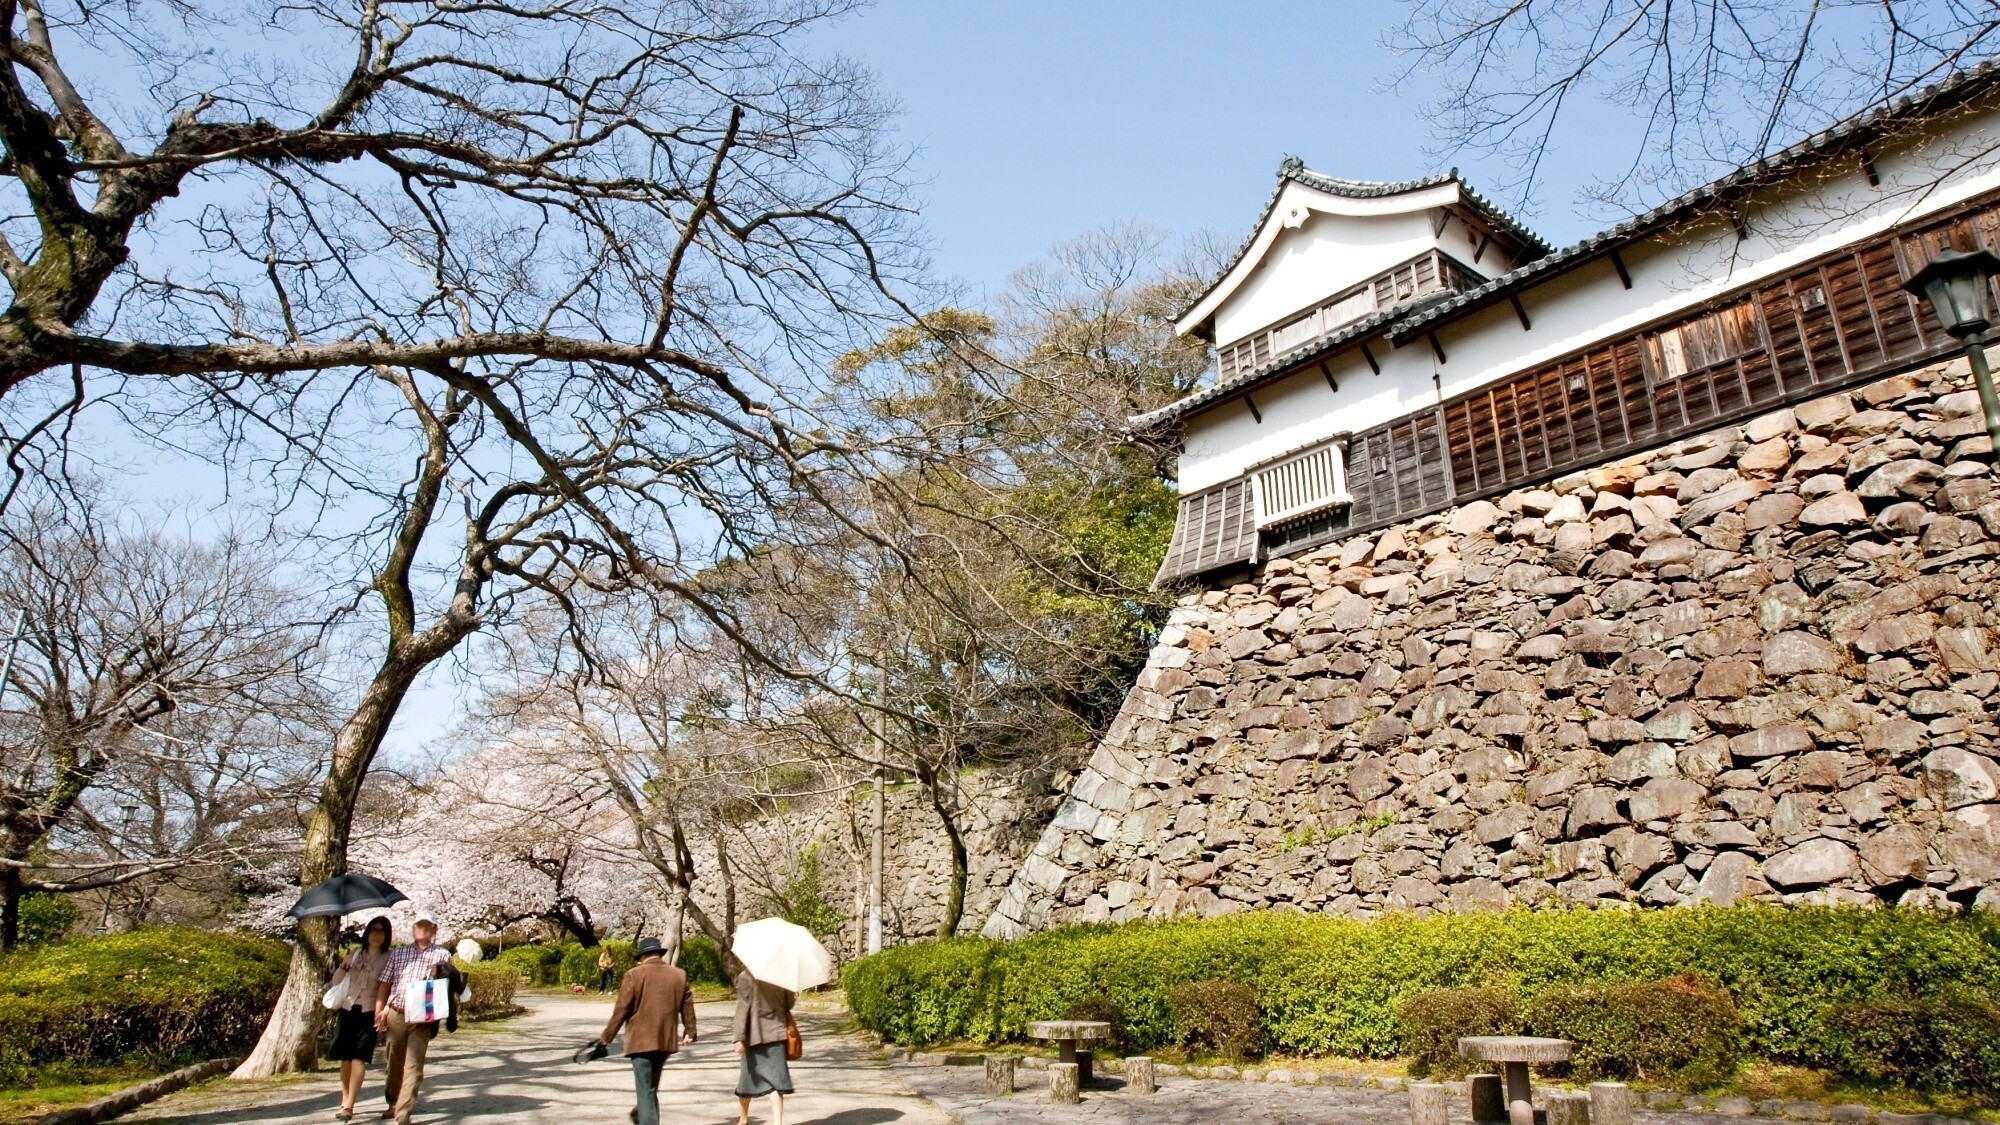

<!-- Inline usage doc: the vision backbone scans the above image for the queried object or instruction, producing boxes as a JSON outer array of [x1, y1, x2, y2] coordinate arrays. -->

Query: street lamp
[[1904, 247, 2000, 454], [94, 803, 139, 937]]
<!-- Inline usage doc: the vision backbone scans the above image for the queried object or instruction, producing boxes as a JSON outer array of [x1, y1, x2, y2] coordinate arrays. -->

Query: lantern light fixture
[[1905, 247, 2000, 454]]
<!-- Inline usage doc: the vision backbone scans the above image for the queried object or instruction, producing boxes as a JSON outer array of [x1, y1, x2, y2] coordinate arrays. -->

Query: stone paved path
[[126, 993, 948, 1125], [891, 1060, 1797, 1125]]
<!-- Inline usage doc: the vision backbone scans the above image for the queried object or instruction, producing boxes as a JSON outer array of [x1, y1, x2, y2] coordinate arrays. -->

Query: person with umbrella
[[730, 919, 832, 1125], [328, 916, 393, 1121], [286, 875, 409, 1123], [591, 937, 697, 1125]]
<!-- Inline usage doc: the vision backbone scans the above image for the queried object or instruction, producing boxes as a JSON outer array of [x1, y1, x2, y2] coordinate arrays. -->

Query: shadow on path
[[126, 995, 947, 1125]]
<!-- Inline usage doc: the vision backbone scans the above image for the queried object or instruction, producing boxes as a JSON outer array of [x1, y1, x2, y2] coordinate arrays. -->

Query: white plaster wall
[[1214, 210, 1440, 347], [1180, 339, 1439, 493], [1175, 96, 2000, 500]]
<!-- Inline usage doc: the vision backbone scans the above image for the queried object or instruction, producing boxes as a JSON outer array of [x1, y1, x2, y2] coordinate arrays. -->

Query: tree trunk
[[716, 834, 736, 935], [660, 893, 686, 969], [232, 654, 430, 1078], [922, 769, 968, 939], [0, 861, 21, 949]]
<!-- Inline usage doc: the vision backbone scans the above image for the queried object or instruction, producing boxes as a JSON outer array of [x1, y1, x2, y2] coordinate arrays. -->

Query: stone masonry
[[698, 767, 1049, 956], [984, 358, 2000, 937]]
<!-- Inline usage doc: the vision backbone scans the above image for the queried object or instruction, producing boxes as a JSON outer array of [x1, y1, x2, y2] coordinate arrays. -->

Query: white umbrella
[[730, 917, 834, 993]]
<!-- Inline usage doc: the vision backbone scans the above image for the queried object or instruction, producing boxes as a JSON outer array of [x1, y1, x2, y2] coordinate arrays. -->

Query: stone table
[[1459, 1036, 1572, 1125], [1029, 1021, 1112, 1086]]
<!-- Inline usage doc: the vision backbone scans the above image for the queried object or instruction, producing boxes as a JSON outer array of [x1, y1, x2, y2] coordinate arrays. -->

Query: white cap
[[413, 911, 440, 927]]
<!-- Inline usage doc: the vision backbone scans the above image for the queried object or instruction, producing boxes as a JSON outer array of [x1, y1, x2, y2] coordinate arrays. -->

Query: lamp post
[[94, 802, 139, 937], [1903, 247, 2000, 454]]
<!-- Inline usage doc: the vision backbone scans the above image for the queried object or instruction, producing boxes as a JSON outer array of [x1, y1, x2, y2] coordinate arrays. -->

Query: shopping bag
[[403, 977, 452, 1024]]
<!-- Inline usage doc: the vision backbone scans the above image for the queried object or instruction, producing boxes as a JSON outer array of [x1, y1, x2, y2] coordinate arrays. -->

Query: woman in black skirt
[[329, 916, 392, 1120], [732, 971, 796, 1125]]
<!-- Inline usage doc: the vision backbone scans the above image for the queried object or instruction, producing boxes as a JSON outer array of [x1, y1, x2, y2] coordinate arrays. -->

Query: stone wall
[[695, 768, 1051, 957], [983, 358, 2000, 938]]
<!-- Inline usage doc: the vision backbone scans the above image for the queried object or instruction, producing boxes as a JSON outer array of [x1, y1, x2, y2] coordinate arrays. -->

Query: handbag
[[403, 977, 452, 1024], [321, 970, 350, 1011], [784, 1014, 802, 1061]]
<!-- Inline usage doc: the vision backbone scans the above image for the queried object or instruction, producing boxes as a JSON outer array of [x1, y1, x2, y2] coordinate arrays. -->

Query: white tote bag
[[321, 970, 351, 1010]]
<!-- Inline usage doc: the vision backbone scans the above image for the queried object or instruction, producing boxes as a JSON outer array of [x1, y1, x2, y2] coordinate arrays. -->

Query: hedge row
[[492, 936, 731, 990], [456, 962, 522, 1014], [842, 906, 2000, 1092], [0, 928, 290, 1074]]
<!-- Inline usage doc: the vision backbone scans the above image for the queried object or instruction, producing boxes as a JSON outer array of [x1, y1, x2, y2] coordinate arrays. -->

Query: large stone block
[[1762, 631, 1843, 675], [1922, 747, 2000, 809], [1763, 838, 1859, 888], [1729, 724, 1813, 762], [1568, 788, 1626, 836]]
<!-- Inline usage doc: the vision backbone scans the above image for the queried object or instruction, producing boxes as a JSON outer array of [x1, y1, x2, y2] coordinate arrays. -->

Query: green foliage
[[1168, 980, 1261, 1062], [16, 893, 77, 945], [493, 944, 564, 986], [841, 905, 2000, 1095], [765, 846, 845, 938], [1825, 990, 2000, 1094], [677, 935, 728, 987], [1523, 973, 1742, 1089], [455, 963, 522, 1014], [1064, 994, 1127, 1051], [0, 928, 289, 1077], [559, 940, 635, 989], [1400, 987, 1517, 1078]]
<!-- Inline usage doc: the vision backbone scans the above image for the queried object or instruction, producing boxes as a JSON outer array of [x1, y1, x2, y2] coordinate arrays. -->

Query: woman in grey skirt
[[731, 970, 796, 1125]]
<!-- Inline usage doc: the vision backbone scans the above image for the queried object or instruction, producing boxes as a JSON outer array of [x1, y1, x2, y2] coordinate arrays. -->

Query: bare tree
[[0, 0, 911, 430], [527, 600, 776, 952], [62, 700, 329, 931], [1391, 1, 2000, 211], [0, 495, 321, 947], [0, 0, 934, 1076]]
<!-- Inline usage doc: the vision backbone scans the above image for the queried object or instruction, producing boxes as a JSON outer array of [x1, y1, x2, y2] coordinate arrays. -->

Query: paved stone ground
[[126, 993, 949, 1125], [890, 1060, 1804, 1125]]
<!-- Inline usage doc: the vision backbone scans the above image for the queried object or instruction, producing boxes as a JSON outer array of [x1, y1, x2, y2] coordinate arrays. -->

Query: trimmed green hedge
[[559, 940, 635, 989], [456, 962, 522, 1014], [0, 928, 289, 1076], [843, 906, 2000, 1092], [493, 944, 563, 986], [678, 935, 728, 986]]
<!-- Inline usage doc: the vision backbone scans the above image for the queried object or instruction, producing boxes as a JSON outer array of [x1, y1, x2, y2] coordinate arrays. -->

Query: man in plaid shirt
[[372, 914, 453, 1123]]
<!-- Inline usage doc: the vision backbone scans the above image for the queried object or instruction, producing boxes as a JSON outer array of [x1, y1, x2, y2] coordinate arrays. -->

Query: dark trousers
[[599, 969, 615, 991], [631, 1051, 667, 1125]]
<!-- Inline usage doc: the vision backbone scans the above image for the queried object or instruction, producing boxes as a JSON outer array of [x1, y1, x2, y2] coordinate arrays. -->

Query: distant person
[[732, 971, 796, 1125], [594, 937, 697, 1125], [598, 946, 617, 992], [329, 916, 393, 1121], [373, 913, 452, 1124]]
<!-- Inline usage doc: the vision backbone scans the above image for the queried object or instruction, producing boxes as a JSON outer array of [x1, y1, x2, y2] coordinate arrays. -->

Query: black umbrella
[[286, 873, 408, 919]]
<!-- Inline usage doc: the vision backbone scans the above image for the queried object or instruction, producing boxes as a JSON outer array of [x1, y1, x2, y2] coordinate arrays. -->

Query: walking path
[[125, 993, 949, 1125]]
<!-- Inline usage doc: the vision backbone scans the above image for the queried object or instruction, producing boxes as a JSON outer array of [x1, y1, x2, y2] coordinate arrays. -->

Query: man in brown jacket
[[597, 938, 697, 1125]]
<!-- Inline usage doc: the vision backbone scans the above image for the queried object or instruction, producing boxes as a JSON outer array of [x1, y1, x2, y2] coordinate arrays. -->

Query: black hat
[[635, 937, 665, 957]]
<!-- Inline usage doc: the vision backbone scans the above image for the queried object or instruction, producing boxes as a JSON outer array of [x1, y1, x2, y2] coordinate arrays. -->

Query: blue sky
[[813, 0, 1606, 300]]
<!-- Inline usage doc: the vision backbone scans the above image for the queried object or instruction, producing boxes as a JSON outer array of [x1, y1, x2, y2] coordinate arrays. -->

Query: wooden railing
[[1216, 250, 1481, 381]]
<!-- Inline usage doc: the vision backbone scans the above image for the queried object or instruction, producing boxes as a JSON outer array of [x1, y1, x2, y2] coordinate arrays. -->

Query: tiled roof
[[1136, 58, 2000, 432], [1128, 292, 1453, 430], [1388, 56, 2000, 342], [1174, 159, 1553, 332]]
